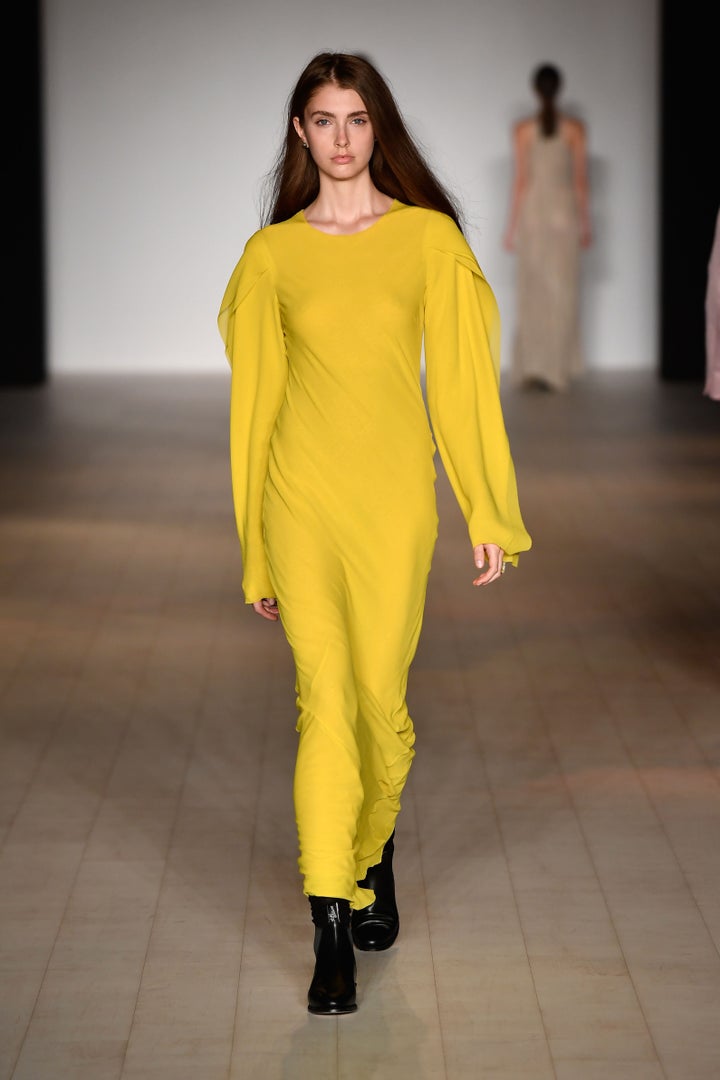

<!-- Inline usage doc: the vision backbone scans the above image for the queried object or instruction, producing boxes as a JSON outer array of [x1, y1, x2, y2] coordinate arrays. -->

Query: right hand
[[472, 544, 505, 586], [253, 597, 279, 622]]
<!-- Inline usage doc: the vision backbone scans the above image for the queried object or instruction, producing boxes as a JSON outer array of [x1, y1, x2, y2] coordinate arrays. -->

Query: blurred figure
[[503, 63, 592, 391], [704, 207, 720, 401]]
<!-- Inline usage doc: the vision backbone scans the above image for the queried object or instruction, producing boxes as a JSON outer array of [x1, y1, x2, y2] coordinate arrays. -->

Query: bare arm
[[503, 120, 532, 251], [567, 119, 592, 247]]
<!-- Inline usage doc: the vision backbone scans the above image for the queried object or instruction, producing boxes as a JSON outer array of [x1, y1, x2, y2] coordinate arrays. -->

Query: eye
[[351, 117, 367, 125], [315, 118, 330, 126]]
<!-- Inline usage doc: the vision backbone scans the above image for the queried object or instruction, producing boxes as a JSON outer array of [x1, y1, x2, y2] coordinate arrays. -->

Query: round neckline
[[299, 199, 400, 237]]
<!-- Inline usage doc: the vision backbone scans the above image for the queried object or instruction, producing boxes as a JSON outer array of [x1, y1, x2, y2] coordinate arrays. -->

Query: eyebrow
[[309, 109, 369, 119]]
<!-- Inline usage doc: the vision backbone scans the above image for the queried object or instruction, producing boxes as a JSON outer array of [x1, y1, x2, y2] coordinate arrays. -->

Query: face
[[293, 84, 376, 183]]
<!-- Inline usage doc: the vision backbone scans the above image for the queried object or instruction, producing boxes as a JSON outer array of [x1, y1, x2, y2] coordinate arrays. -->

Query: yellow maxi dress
[[218, 201, 531, 909]]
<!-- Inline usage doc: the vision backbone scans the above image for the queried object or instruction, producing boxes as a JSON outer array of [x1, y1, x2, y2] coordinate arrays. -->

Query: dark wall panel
[[660, 1, 720, 381], [2, 1, 46, 386]]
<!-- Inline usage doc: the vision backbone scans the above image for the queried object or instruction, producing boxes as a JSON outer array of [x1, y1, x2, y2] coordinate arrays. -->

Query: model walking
[[704, 206, 720, 401], [218, 51, 532, 1015], [503, 62, 592, 391]]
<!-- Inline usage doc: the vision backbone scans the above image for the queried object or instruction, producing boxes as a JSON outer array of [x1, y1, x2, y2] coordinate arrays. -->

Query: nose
[[335, 126, 349, 148]]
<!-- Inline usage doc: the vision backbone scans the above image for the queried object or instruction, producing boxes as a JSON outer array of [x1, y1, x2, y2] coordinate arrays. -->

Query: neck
[[308, 174, 392, 229]]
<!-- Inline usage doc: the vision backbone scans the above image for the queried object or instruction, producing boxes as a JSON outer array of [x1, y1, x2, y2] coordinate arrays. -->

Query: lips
[[332, 155, 353, 164]]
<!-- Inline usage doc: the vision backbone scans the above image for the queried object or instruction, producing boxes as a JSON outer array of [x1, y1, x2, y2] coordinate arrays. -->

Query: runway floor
[[1, 370, 719, 1079]]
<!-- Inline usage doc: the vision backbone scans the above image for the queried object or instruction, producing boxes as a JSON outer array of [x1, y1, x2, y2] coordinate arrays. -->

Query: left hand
[[472, 543, 505, 586], [252, 597, 280, 621]]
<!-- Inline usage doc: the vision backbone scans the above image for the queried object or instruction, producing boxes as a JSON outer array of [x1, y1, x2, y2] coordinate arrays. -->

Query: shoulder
[[232, 226, 272, 273], [231, 217, 302, 284], [407, 205, 464, 244], [386, 203, 465, 252], [560, 115, 587, 144], [220, 225, 282, 313], [242, 221, 282, 259], [242, 214, 303, 258], [512, 117, 535, 144], [417, 208, 476, 262], [416, 208, 490, 283]]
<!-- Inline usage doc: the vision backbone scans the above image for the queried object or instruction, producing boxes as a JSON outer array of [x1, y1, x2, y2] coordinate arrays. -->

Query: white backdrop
[[42, 0, 658, 374]]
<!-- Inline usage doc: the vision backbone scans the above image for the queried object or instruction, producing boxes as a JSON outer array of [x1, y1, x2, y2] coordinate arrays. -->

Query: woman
[[218, 51, 531, 1015], [704, 206, 720, 401], [503, 62, 592, 391]]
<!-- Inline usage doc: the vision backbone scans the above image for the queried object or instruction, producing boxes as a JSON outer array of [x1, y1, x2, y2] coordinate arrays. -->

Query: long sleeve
[[423, 213, 532, 564], [218, 231, 288, 601]]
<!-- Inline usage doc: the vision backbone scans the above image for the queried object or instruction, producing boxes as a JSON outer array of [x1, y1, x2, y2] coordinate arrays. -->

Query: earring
[[301, 141, 308, 149]]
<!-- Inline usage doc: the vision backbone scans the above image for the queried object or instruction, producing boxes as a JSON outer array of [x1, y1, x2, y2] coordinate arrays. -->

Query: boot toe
[[351, 909, 399, 951], [352, 832, 400, 952], [308, 992, 357, 1015]]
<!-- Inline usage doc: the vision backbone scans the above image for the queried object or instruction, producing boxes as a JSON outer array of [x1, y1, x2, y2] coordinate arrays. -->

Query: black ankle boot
[[351, 831, 399, 951], [307, 897, 357, 1015]]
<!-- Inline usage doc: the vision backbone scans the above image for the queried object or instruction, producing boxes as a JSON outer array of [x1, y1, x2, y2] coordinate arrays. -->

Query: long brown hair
[[261, 52, 463, 231], [532, 63, 562, 137]]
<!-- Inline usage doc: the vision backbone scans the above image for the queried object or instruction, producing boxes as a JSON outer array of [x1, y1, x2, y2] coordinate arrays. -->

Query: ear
[[292, 116, 307, 144]]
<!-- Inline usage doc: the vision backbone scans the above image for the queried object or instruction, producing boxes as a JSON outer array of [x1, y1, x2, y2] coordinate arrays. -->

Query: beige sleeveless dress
[[513, 127, 583, 391]]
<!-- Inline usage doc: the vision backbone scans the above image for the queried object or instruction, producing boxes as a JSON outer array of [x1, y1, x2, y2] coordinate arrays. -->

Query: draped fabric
[[218, 202, 531, 905]]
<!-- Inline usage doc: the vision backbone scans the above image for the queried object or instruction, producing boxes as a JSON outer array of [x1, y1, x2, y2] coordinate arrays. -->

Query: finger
[[473, 567, 497, 586], [253, 599, 279, 621], [473, 548, 505, 586], [262, 596, 279, 620], [473, 544, 490, 585]]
